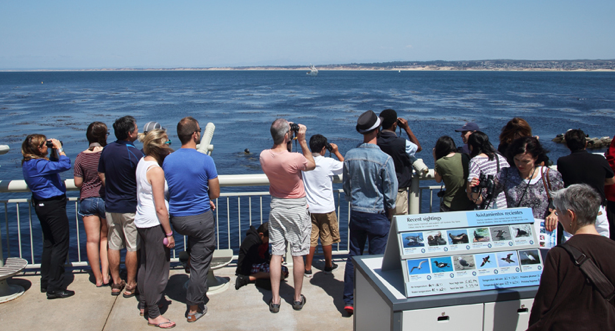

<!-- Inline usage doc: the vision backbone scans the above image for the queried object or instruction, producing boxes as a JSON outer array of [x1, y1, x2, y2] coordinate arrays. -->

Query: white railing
[[0, 172, 440, 269]]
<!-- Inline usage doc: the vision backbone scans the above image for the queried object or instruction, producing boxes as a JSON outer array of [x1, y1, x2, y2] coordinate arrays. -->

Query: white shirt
[[135, 159, 169, 228], [302, 155, 344, 214]]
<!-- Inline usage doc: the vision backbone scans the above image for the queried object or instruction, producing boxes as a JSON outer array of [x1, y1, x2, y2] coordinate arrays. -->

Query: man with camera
[[377, 109, 421, 215], [98, 115, 143, 297], [342, 110, 398, 315], [301, 134, 344, 278], [260, 119, 316, 313]]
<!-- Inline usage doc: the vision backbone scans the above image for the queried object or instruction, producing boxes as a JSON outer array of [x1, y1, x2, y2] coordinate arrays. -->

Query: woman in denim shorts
[[74, 122, 109, 287]]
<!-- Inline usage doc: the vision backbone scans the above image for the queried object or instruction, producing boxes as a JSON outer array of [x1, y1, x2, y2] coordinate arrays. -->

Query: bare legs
[[305, 245, 334, 272], [108, 250, 138, 289], [305, 247, 316, 272], [270, 255, 283, 304], [270, 255, 305, 304], [83, 215, 109, 286], [322, 245, 334, 268], [291, 255, 304, 302]]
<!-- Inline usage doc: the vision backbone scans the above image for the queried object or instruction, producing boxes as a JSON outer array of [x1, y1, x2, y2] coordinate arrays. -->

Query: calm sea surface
[[1, 71, 614, 259]]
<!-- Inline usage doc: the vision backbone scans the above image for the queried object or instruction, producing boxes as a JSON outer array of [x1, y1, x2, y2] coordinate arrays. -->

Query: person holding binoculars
[[22, 134, 74, 299]]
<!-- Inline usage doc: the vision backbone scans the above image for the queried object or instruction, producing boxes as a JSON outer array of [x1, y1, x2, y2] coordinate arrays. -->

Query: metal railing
[[0, 172, 440, 269]]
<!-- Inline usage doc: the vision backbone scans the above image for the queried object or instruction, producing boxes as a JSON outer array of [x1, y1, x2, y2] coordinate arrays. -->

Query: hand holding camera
[[471, 174, 495, 197]]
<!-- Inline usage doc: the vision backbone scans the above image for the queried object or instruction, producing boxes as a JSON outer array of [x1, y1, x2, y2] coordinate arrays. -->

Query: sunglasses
[[165, 140, 172, 145]]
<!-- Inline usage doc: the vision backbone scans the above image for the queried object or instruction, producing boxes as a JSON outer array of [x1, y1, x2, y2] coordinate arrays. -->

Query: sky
[[1, 0, 614, 69]]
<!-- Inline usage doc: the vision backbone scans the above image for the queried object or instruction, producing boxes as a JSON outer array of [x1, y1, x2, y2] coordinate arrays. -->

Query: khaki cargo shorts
[[310, 211, 341, 247], [106, 212, 140, 251]]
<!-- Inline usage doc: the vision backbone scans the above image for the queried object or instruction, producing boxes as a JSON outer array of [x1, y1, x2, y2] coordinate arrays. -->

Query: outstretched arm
[[298, 124, 316, 171]]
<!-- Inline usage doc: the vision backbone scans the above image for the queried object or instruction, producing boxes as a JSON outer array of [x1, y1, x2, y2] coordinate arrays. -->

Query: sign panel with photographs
[[381, 208, 543, 298]]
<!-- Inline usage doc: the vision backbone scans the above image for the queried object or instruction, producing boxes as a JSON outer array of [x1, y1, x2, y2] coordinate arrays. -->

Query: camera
[[437, 190, 446, 198], [325, 142, 333, 152], [45, 140, 63, 149], [472, 174, 495, 197]]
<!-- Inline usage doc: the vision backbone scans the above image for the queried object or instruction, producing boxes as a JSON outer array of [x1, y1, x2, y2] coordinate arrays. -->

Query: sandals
[[292, 295, 307, 311], [111, 280, 125, 296], [186, 306, 207, 323], [123, 284, 138, 298], [148, 320, 176, 329]]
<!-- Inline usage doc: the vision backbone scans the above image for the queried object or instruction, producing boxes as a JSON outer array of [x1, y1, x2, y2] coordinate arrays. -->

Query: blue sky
[[1, 0, 613, 69]]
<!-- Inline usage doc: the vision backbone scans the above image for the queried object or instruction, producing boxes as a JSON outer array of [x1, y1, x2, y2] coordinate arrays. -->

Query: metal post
[[409, 175, 421, 215]]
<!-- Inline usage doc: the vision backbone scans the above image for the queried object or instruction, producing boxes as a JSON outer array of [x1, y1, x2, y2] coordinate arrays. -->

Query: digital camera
[[472, 174, 495, 197]]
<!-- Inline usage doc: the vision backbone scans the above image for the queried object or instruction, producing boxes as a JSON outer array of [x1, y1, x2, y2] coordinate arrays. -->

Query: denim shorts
[[78, 197, 106, 217]]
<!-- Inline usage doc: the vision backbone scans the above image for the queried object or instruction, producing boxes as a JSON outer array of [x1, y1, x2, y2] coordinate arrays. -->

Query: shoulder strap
[[559, 243, 615, 301], [541, 167, 552, 200]]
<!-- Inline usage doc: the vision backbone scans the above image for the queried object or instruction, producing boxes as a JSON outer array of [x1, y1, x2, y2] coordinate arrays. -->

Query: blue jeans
[[343, 210, 390, 306], [78, 197, 105, 217]]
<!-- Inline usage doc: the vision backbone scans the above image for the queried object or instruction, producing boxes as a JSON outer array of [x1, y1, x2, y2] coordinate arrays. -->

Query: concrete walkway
[[0, 260, 352, 331]]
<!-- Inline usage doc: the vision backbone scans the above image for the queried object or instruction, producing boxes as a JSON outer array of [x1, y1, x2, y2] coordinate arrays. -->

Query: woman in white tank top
[[134, 129, 176, 328]]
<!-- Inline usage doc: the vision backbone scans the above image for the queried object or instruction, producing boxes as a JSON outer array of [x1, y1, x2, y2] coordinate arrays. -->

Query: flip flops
[[148, 320, 176, 329]]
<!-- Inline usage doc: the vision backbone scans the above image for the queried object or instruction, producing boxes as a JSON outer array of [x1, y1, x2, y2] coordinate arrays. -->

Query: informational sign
[[381, 208, 543, 298], [534, 218, 558, 249]]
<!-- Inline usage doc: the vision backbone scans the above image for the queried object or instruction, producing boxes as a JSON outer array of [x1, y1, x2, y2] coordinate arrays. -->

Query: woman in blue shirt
[[22, 134, 74, 299]]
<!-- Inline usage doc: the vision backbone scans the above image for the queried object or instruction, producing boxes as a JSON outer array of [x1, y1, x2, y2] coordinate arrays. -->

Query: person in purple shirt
[[22, 134, 74, 299]]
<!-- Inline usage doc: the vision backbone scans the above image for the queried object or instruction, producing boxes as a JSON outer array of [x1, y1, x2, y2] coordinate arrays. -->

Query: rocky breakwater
[[553, 134, 613, 149]]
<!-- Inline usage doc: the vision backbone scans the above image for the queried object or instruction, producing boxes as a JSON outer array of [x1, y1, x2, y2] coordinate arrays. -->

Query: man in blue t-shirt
[[98, 115, 143, 297], [163, 117, 219, 323]]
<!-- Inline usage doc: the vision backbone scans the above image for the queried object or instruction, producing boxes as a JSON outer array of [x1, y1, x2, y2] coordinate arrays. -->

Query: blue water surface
[[1, 70, 614, 261]]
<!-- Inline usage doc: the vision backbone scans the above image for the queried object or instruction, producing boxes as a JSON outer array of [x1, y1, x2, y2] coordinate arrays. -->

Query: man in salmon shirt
[[260, 119, 316, 313]]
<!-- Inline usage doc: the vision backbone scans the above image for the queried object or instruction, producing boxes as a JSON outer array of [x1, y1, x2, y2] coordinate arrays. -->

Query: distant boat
[[306, 64, 318, 76]]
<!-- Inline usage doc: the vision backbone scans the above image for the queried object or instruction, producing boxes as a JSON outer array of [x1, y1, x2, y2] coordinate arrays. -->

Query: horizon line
[[2, 58, 615, 72]]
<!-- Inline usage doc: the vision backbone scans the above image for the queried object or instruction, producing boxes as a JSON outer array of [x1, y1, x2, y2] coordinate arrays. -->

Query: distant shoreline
[[2, 67, 615, 72], [3, 59, 615, 73]]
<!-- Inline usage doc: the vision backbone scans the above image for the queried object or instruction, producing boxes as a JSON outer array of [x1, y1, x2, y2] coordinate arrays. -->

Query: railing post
[[409, 175, 421, 215]]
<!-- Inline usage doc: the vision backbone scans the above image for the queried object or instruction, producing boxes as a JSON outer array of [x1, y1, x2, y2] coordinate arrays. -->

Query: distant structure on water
[[306, 64, 318, 76]]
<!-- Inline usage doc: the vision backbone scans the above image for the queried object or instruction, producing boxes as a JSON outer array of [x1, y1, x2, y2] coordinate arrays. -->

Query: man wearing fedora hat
[[342, 110, 398, 315]]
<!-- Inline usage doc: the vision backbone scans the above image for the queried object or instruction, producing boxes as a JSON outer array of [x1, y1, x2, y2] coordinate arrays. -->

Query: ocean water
[[1, 71, 614, 260]]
